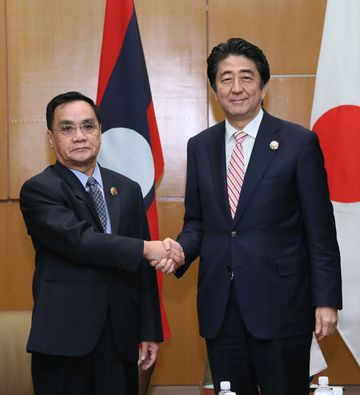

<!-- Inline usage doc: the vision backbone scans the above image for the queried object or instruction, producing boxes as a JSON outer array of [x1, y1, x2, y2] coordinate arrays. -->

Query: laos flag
[[96, 0, 170, 338]]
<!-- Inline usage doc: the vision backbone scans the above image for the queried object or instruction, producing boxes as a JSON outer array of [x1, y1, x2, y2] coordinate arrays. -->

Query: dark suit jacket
[[177, 111, 342, 340], [20, 161, 163, 361]]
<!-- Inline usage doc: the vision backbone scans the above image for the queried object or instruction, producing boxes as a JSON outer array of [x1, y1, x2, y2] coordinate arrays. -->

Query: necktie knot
[[234, 130, 247, 144], [86, 176, 97, 188]]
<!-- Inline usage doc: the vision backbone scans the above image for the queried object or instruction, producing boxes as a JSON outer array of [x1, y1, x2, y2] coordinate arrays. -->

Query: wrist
[[143, 240, 150, 257]]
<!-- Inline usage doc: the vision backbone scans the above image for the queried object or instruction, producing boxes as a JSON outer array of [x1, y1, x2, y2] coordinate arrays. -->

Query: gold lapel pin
[[269, 140, 279, 150], [110, 187, 118, 196]]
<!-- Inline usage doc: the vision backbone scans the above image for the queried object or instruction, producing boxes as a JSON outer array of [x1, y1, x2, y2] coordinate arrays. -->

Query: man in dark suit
[[176, 38, 342, 395], [20, 91, 183, 395]]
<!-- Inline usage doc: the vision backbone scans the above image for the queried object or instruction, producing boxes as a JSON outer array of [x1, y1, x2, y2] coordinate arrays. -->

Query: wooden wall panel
[[264, 77, 316, 128], [134, 0, 208, 382], [135, 0, 208, 197], [7, 203, 34, 310], [7, 0, 105, 199], [153, 201, 206, 385], [208, 0, 326, 75], [0, 204, 10, 306], [0, 0, 8, 199], [0, 203, 33, 310]]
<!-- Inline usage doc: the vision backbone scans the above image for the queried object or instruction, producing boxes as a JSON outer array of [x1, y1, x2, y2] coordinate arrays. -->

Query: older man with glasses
[[20, 91, 184, 395]]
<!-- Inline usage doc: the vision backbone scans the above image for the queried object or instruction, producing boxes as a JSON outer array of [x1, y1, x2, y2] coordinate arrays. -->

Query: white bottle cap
[[228, 392, 237, 395], [318, 376, 329, 385], [220, 381, 231, 390], [332, 387, 343, 395]]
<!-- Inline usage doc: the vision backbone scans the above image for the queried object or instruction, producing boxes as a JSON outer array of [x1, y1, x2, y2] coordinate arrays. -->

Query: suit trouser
[[206, 282, 312, 395], [31, 313, 138, 395]]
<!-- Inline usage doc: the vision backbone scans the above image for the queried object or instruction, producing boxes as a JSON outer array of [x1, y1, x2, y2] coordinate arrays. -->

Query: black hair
[[207, 38, 270, 91], [46, 91, 101, 130]]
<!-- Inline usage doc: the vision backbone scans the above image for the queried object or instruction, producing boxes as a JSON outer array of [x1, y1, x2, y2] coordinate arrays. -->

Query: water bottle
[[218, 381, 231, 394], [314, 376, 332, 394]]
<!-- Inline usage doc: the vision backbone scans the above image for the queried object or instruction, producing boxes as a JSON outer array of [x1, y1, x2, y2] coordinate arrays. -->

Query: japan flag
[[311, 0, 360, 365]]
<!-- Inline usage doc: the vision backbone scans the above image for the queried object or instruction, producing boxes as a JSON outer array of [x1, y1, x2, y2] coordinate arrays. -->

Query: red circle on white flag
[[313, 105, 360, 203]]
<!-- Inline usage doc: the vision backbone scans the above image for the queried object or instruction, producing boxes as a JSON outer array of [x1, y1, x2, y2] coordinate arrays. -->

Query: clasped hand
[[143, 238, 185, 274]]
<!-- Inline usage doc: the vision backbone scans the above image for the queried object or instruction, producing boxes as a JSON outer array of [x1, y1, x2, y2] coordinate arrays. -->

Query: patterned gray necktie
[[86, 176, 107, 232]]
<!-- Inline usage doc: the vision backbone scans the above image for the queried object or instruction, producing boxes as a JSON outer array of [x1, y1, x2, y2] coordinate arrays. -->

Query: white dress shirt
[[225, 109, 264, 173]]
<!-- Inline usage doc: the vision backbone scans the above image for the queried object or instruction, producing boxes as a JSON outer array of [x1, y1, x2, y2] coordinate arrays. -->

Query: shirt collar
[[69, 163, 103, 190], [225, 108, 264, 143]]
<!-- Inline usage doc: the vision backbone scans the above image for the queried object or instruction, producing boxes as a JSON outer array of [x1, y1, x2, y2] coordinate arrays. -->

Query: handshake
[[143, 238, 185, 274]]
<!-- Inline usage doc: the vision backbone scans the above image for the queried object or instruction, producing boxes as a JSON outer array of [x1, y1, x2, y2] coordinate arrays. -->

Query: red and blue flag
[[96, 0, 170, 338]]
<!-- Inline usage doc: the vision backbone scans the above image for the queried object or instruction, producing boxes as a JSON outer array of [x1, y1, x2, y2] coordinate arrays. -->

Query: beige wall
[[0, 0, 358, 385]]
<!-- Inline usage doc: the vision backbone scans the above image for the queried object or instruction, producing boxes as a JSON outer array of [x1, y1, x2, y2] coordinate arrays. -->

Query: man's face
[[213, 54, 268, 129], [48, 100, 101, 175]]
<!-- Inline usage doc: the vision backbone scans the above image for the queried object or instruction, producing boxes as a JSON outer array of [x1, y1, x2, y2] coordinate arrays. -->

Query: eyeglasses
[[52, 122, 99, 136]]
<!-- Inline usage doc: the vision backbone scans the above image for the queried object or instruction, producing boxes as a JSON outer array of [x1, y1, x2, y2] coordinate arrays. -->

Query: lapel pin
[[269, 140, 279, 150], [110, 187, 118, 196]]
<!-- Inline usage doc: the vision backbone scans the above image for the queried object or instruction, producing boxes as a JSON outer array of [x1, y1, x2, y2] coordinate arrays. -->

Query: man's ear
[[261, 80, 270, 101], [47, 130, 54, 149], [211, 86, 218, 102]]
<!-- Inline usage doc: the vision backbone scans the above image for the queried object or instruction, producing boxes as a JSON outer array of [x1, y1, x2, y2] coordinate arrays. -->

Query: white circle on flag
[[98, 127, 154, 197]]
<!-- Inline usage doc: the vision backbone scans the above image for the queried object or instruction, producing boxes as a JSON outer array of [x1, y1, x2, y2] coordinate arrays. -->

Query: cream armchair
[[0, 311, 33, 395]]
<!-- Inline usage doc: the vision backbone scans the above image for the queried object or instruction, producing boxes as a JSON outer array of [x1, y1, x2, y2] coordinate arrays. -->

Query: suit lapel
[[53, 161, 105, 232], [233, 112, 282, 225], [206, 122, 233, 226]]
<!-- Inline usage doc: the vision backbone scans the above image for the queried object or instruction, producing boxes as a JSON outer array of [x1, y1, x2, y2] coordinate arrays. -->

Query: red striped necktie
[[227, 130, 247, 219]]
